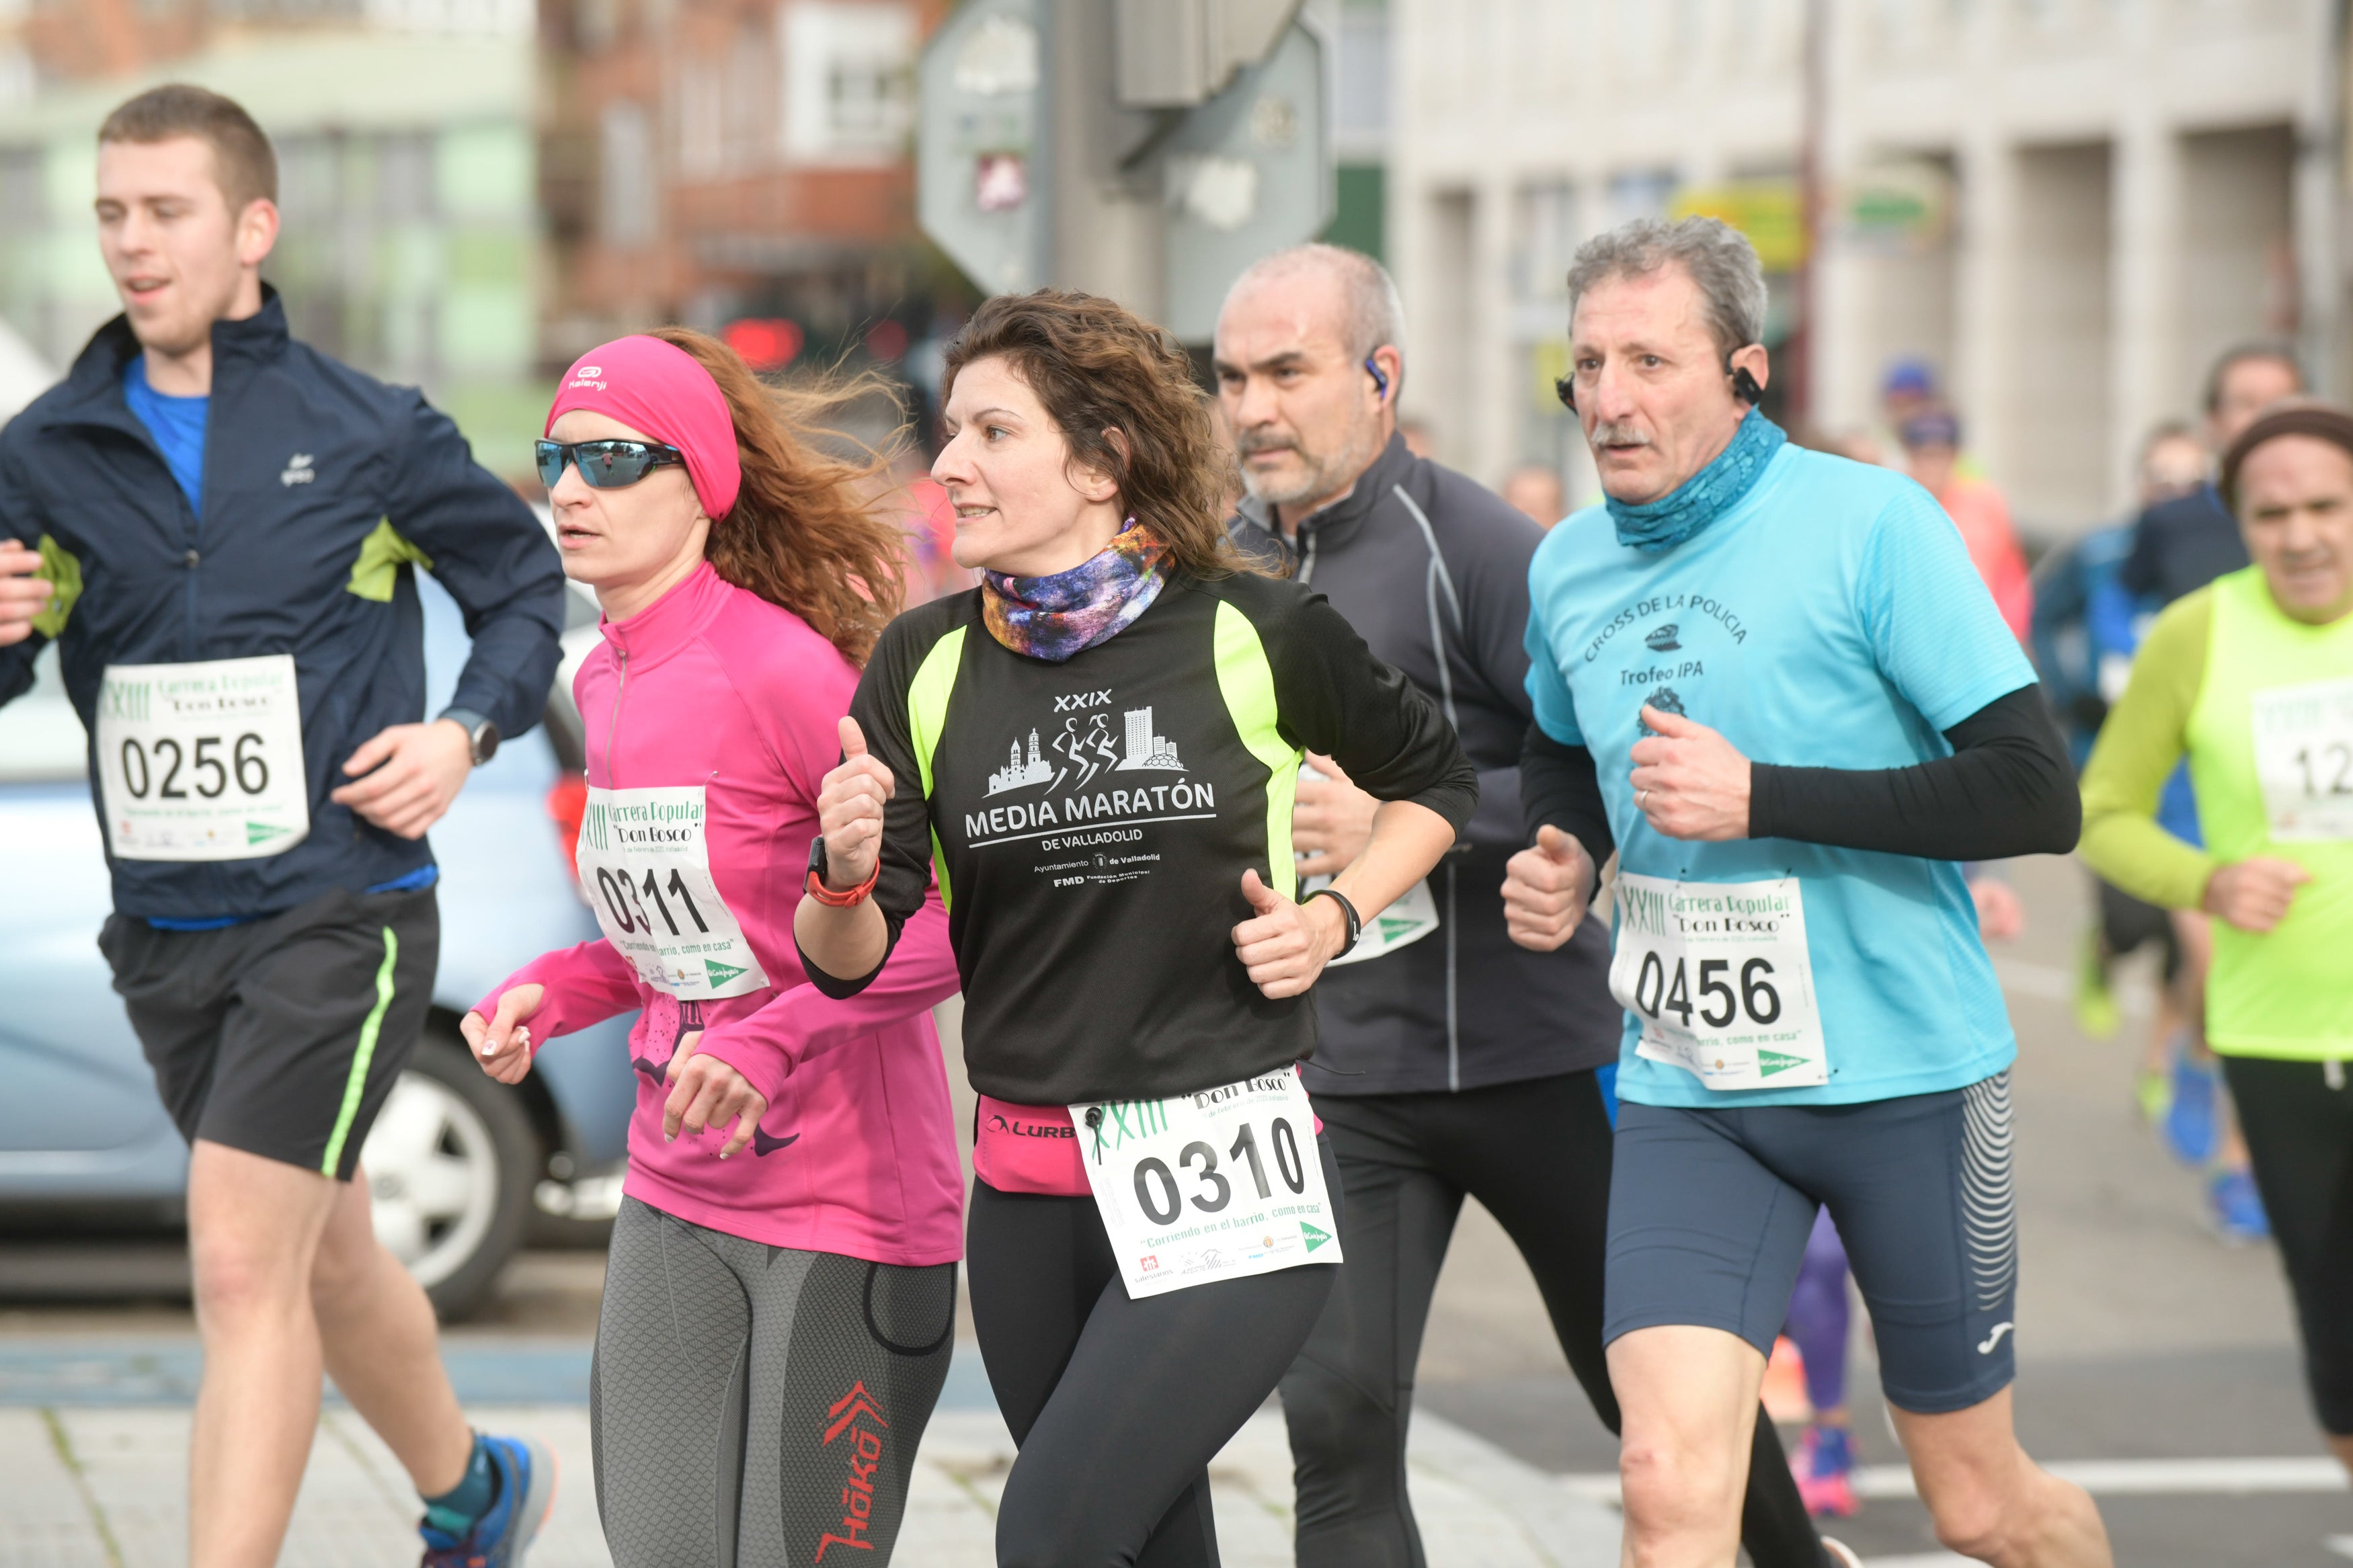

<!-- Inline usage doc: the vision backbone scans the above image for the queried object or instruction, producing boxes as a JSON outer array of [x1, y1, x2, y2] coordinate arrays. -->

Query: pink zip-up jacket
[[475, 561, 963, 1266]]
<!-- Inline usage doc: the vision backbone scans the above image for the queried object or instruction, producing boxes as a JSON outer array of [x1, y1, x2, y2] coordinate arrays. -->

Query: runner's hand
[[1630, 706, 1751, 840], [0, 540, 54, 647], [2202, 856, 2312, 934], [331, 719, 474, 839], [1502, 825, 1594, 951], [815, 715, 894, 890], [664, 1031, 769, 1159], [1293, 752, 1378, 877], [1232, 868, 1345, 999], [1970, 877, 2026, 942], [462, 983, 544, 1085]]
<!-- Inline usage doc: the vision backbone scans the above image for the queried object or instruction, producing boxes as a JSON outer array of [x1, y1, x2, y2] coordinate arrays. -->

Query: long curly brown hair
[[940, 290, 1266, 579], [647, 327, 909, 664]]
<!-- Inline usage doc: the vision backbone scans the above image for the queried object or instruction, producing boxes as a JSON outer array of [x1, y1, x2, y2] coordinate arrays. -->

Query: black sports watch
[[441, 708, 501, 767]]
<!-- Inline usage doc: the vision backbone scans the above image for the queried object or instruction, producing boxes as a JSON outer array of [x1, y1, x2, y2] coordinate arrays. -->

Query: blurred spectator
[[1901, 405, 2032, 641], [883, 450, 967, 606], [2140, 420, 2209, 505], [1501, 463, 1565, 527], [1879, 356, 1940, 429], [2118, 343, 2303, 608]]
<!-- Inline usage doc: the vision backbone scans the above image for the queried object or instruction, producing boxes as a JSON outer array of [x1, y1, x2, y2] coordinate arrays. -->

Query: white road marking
[[1558, 1455, 2350, 1505]]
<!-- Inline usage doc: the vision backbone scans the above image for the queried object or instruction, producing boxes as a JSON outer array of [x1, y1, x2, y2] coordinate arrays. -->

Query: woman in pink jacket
[[464, 330, 961, 1567]]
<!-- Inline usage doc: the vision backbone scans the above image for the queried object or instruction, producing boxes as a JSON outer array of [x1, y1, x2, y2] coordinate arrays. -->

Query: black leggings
[[967, 1134, 1343, 1567], [1279, 1071, 1825, 1568], [2223, 1055, 2353, 1435], [590, 1198, 957, 1565]]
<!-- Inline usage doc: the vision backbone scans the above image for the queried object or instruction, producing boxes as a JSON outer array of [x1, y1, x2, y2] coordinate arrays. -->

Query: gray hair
[[1564, 217, 1766, 364], [1227, 243, 1406, 363]]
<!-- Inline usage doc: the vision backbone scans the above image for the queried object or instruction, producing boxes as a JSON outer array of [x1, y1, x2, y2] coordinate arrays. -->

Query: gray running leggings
[[590, 1197, 957, 1567]]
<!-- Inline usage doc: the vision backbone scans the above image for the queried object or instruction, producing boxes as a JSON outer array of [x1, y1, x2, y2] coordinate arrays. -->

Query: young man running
[[0, 86, 564, 1566], [1213, 243, 1833, 1568], [1504, 216, 2108, 1567]]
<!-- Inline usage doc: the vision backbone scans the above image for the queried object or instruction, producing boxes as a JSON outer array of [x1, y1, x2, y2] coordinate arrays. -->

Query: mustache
[[1234, 430, 1300, 458], [1587, 420, 1652, 449]]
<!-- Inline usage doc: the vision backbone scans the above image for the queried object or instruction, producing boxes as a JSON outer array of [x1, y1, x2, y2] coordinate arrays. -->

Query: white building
[[1386, 0, 2338, 535]]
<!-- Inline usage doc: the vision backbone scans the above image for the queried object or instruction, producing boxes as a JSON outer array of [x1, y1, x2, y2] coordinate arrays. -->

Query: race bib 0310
[[576, 784, 770, 999], [1610, 871, 1828, 1091], [1071, 1068, 1340, 1298], [95, 655, 309, 862]]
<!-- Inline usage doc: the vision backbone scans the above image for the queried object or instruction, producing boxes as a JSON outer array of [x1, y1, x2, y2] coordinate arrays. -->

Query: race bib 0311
[[576, 784, 770, 999], [1070, 1068, 1340, 1298], [1610, 871, 1828, 1091], [95, 655, 309, 862]]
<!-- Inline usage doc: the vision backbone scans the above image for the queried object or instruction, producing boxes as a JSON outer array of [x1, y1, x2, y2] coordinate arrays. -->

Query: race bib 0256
[[1071, 1068, 1339, 1298], [1610, 871, 1828, 1091], [577, 784, 770, 999], [95, 655, 309, 862]]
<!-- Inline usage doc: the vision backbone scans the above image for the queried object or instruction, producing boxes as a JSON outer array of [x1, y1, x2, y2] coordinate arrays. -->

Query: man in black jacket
[[0, 87, 562, 1567], [2119, 343, 2303, 608], [1216, 244, 1833, 1568]]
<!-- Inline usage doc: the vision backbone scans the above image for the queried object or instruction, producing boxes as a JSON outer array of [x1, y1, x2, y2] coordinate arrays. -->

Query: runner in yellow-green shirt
[[2079, 400, 2353, 1482]]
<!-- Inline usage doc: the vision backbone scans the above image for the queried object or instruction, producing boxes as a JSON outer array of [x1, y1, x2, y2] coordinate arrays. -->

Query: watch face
[[473, 723, 500, 765]]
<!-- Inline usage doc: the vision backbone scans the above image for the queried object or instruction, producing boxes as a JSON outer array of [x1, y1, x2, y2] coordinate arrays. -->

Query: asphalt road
[[3, 853, 2345, 1565]]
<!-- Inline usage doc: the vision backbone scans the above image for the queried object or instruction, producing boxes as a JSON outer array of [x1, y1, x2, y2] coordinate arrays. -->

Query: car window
[[0, 644, 89, 782]]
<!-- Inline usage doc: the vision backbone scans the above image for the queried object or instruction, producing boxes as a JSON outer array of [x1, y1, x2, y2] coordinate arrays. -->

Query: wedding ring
[[1638, 788, 1652, 810]]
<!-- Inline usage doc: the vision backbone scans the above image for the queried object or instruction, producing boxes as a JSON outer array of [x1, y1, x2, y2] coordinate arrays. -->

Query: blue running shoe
[[2210, 1167, 2271, 1244], [419, 1434, 555, 1568], [2161, 1047, 2218, 1166]]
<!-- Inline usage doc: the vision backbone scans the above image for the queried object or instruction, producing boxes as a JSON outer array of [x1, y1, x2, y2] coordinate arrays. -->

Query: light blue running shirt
[[1525, 443, 2035, 1108]]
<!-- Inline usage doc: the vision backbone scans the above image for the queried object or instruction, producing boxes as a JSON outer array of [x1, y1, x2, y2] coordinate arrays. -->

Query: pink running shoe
[[1792, 1423, 1860, 1519]]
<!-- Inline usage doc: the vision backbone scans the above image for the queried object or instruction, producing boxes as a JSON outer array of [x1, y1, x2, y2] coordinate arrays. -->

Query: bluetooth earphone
[[1553, 359, 1765, 413], [1365, 357, 1390, 402]]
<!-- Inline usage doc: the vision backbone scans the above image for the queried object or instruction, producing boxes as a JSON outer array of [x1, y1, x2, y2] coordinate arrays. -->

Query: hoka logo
[[815, 1383, 889, 1559], [280, 453, 315, 487]]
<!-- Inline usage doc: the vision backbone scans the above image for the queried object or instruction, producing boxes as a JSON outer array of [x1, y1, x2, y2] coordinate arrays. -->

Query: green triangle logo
[[1376, 915, 1418, 942], [245, 821, 292, 845], [704, 958, 746, 987], [1300, 1221, 1331, 1253], [1757, 1050, 1808, 1077]]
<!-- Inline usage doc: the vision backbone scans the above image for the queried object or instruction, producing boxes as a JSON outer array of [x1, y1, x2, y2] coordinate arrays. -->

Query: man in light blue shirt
[[1502, 217, 2108, 1567]]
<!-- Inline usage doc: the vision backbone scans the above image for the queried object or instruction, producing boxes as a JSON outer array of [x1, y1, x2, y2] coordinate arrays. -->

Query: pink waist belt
[[973, 1077, 1322, 1199]]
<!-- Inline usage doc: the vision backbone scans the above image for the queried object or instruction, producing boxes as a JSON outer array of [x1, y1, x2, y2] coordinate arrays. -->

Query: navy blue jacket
[[0, 290, 565, 921]]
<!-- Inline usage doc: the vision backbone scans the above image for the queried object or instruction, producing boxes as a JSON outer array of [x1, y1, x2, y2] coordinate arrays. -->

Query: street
[[1, 854, 2346, 1566]]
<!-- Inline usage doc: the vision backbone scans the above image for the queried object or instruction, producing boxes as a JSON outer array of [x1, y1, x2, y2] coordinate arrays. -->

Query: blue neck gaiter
[[1605, 407, 1786, 554]]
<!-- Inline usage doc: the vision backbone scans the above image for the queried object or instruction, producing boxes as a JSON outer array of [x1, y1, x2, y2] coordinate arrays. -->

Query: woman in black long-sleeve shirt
[[795, 290, 1474, 1567]]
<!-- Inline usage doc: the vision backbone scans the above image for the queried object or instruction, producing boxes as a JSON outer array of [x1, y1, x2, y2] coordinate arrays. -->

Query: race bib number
[[1071, 1069, 1340, 1298], [576, 785, 769, 999], [1610, 872, 1827, 1091], [95, 655, 309, 862], [2250, 675, 2353, 841]]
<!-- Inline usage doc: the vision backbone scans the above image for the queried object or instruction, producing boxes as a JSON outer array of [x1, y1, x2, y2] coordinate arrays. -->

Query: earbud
[[1554, 374, 1577, 413], [1365, 357, 1390, 401], [1731, 366, 1765, 404]]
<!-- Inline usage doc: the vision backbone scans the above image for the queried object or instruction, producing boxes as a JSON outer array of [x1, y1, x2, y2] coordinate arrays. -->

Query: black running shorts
[[99, 884, 439, 1182], [1604, 1071, 2018, 1415]]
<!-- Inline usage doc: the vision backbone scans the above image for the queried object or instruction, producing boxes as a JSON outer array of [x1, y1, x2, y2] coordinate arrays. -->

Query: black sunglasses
[[536, 438, 688, 490]]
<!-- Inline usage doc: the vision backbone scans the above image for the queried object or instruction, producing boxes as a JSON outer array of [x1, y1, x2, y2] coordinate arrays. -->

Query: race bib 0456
[[2250, 675, 2353, 842], [577, 784, 770, 999], [1071, 1068, 1339, 1298], [1610, 871, 1828, 1091], [95, 655, 309, 862]]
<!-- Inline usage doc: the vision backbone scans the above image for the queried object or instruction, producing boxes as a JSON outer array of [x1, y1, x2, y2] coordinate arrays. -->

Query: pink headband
[[545, 335, 742, 519]]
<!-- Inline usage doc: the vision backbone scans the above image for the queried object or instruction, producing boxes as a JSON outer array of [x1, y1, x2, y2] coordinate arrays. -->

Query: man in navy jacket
[[0, 86, 562, 1566]]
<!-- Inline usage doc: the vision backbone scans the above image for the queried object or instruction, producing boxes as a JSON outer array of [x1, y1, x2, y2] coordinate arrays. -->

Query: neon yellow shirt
[[2079, 567, 2353, 1059]]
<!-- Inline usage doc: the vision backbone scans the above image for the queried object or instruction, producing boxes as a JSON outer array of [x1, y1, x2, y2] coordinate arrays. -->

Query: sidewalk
[[0, 1346, 1622, 1568]]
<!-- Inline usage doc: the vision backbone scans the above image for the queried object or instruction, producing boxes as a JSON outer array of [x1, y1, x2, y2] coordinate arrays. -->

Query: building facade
[[1388, 0, 2339, 535]]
